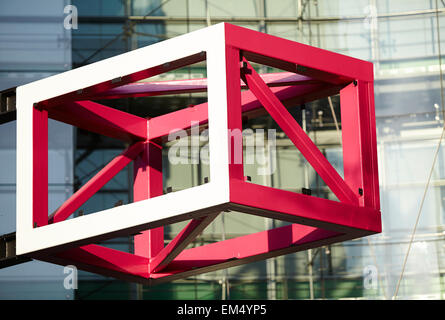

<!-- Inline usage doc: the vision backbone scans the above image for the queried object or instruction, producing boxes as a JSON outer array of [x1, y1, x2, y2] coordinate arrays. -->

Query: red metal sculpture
[[16, 23, 380, 285]]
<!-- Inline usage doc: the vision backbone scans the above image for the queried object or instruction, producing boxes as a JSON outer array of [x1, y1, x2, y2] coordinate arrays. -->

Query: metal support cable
[[437, 1, 445, 123], [392, 125, 445, 299], [393, 1, 445, 299]]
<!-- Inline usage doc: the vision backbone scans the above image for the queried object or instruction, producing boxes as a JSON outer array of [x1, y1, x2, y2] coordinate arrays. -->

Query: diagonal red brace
[[240, 58, 358, 205], [45, 244, 150, 282], [48, 101, 148, 142], [49, 141, 146, 224], [149, 212, 219, 273], [150, 224, 344, 282], [148, 83, 329, 141]]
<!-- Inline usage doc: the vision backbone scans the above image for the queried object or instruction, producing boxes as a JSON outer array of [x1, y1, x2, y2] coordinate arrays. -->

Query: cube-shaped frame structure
[[15, 23, 381, 285]]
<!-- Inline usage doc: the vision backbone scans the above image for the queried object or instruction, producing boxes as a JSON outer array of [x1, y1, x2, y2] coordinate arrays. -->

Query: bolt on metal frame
[[15, 23, 380, 285]]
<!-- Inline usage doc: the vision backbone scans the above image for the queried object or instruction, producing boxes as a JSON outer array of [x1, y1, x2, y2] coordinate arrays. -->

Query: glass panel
[[3, 0, 445, 300]]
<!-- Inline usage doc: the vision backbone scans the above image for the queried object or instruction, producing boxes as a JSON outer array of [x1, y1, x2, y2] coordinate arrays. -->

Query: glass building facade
[[1, 0, 445, 300], [0, 0, 74, 299]]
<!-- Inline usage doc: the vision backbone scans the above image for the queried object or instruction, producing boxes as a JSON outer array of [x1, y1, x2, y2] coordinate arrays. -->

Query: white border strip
[[16, 23, 230, 255]]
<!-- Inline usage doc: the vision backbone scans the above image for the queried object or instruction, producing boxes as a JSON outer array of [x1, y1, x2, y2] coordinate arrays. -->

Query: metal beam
[[149, 213, 219, 273], [92, 72, 321, 99], [0, 87, 16, 124], [49, 141, 146, 224], [150, 224, 345, 283], [0, 233, 32, 268], [37, 52, 206, 110], [147, 83, 328, 140], [240, 58, 358, 205], [70, 8, 445, 24], [48, 100, 148, 142], [133, 141, 164, 260]]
